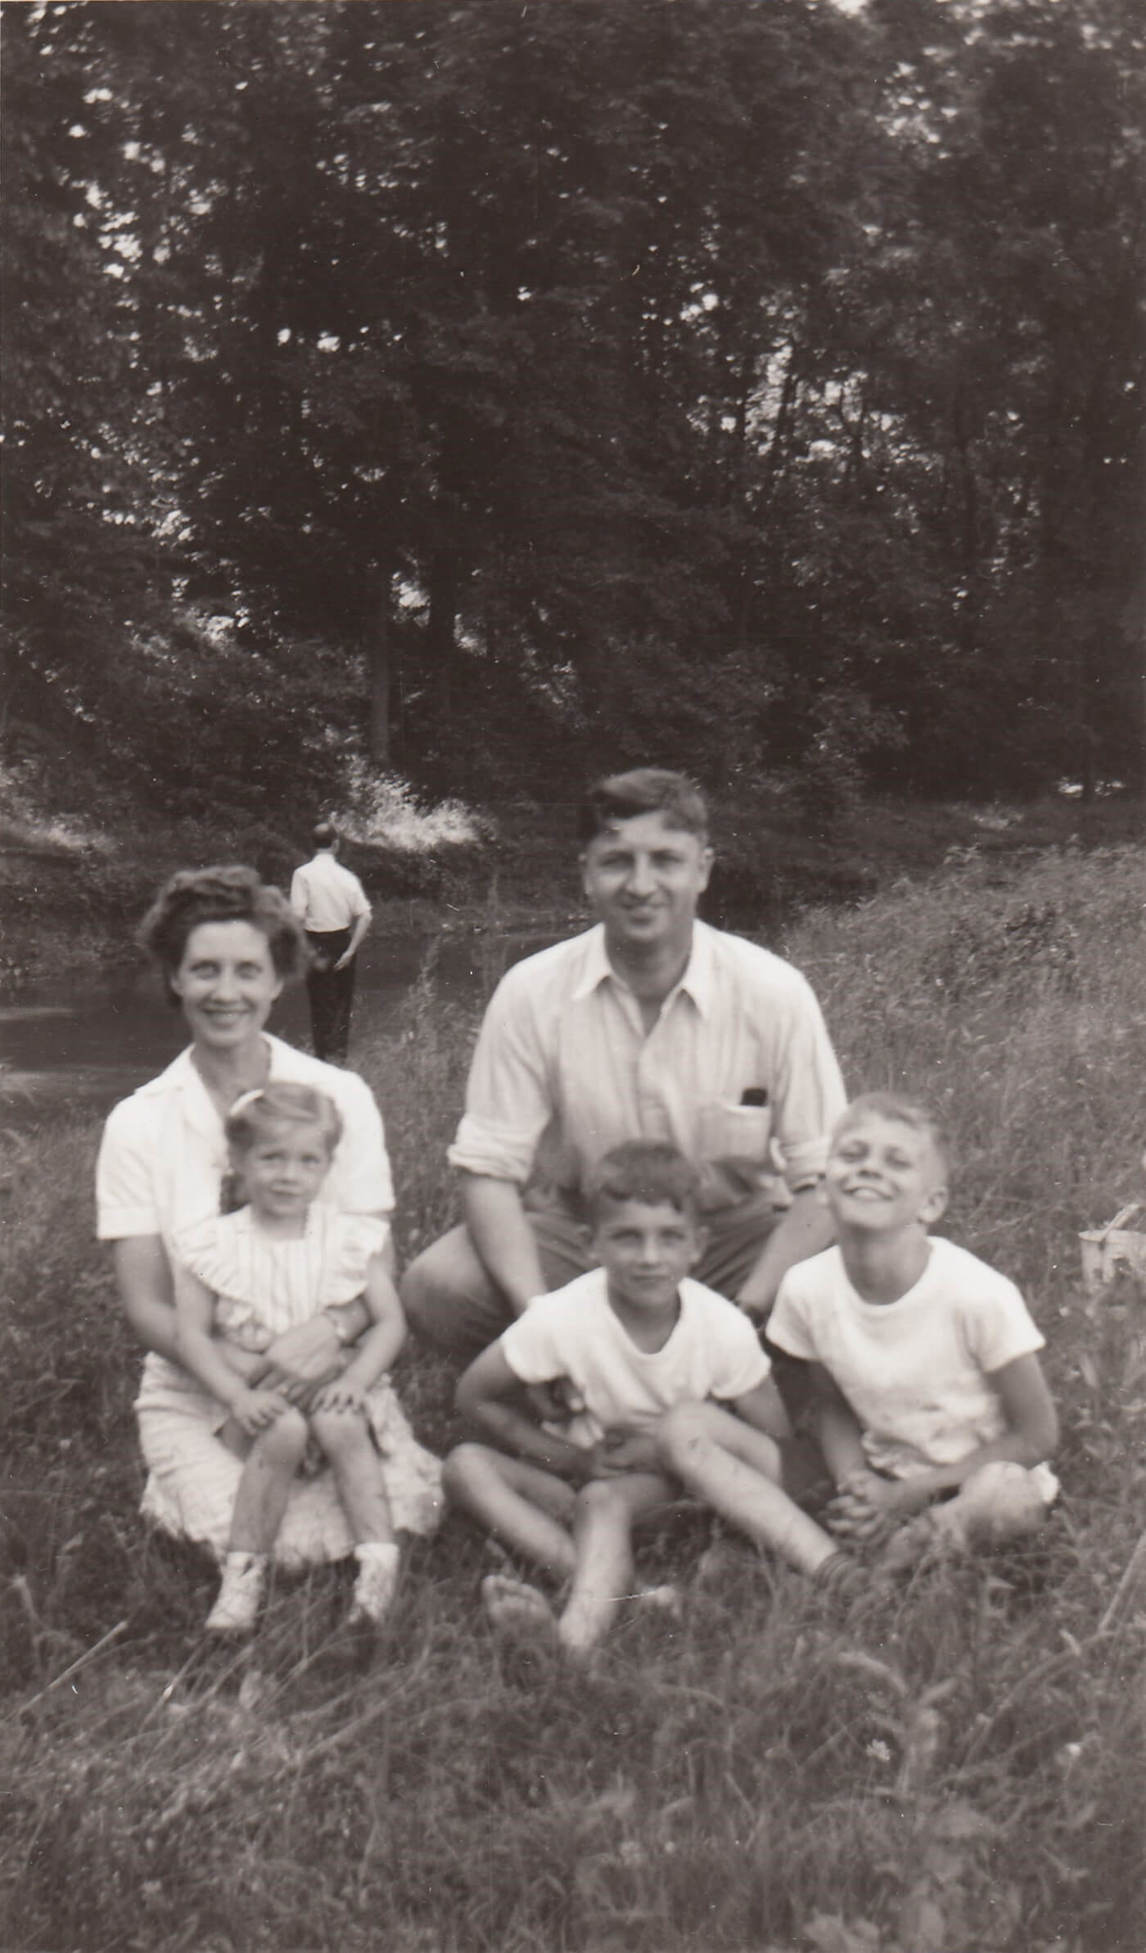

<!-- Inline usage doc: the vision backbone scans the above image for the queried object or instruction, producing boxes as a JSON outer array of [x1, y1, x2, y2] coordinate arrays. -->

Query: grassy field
[[2, 842, 1145, 1952]]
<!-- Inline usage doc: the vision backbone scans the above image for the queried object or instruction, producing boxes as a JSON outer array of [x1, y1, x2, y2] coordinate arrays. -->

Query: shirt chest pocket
[[697, 1099, 773, 1164]]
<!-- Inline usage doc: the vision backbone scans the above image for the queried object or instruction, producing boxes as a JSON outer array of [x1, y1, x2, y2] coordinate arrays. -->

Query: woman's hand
[[310, 1379, 367, 1415], [256, 1316, 345, 1400], [228, 1386, 289, 1438]]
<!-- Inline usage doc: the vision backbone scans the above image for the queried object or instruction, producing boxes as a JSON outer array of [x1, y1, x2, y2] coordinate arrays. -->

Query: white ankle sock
[[355, 1541, 401, 1569], [349, 1541, 401, 1625], [206, 1550, 268, 1635]]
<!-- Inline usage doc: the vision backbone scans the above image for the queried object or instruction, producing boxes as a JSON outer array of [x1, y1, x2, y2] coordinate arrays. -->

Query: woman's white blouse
[[96, 1035, 393, 1247]]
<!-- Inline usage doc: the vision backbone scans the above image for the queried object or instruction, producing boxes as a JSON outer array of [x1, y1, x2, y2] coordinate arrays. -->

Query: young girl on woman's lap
[[173, 1083, 438, 1636]]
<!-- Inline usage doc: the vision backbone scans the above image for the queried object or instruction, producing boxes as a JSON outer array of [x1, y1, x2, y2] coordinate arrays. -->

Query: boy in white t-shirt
[[768, 1093, 1060, 1565], [443, 1141, 855, 1658]]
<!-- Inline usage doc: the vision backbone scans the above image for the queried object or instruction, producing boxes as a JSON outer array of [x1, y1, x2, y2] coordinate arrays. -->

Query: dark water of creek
[[0, 929, 545, 1127]]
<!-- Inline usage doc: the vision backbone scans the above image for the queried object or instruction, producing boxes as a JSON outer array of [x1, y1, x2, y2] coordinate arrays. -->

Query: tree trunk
[[427, 544, 459, 728], [368, 570, 393, 766]]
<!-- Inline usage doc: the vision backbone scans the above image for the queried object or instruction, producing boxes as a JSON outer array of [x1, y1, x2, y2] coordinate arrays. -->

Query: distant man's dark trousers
[[304, 927, 356, 1064]]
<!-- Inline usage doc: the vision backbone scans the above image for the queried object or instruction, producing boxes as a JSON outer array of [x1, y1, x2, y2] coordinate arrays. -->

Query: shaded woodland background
[[3, 0, 1143, 829]]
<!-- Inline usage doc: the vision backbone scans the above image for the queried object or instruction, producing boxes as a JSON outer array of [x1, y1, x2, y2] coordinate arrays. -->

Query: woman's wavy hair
[[139, 865, 308, 1001]]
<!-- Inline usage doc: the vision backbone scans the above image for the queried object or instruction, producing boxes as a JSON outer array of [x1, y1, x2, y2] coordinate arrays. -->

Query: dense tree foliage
[[3, 0, 1142, 814]]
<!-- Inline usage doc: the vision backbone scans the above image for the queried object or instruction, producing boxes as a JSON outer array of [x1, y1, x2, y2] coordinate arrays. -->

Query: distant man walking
[[290, 822, 372, 1065]]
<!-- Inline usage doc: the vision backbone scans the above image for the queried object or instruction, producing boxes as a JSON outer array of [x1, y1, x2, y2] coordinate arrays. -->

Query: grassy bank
[[2, 772, 1141, 995], [3, 843, 1145, 1951]]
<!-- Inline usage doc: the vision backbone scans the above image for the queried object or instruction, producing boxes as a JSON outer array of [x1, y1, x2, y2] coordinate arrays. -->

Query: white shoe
[[348, 1543, 400, 1627], [206, 1551, 267, 1637]]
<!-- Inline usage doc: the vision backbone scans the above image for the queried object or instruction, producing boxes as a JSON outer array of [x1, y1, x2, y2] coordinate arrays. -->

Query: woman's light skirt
[[136, 1354, 442, 1568]]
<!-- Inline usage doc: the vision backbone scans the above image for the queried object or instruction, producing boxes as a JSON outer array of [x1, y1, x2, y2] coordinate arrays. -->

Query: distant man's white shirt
[[290, 852, 371, 932]]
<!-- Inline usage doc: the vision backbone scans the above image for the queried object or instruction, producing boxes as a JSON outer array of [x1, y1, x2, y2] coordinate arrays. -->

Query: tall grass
[[2, 843, 1145, 1952]]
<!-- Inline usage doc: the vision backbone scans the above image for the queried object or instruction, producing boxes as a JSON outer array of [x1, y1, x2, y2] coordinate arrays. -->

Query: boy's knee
[[441, 1442, 490, 1502], [949, 1461, 1049, 1547], [575, 1478, 632, 1522]]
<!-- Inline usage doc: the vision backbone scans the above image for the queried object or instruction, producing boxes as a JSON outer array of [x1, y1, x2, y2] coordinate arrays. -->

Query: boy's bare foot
[[877, 1512, 950, 1578], [695, 1537, 758, 1588], [481, 1573, 559, 1641], [555, 1598, 608, 1664]]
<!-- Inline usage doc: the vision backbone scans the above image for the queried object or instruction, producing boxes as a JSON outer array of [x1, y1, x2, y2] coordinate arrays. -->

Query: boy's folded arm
[[729, 1376, 793, 1444], [807, 1371, 870, 1487], [455, 1344, 595, 1481], [900, 1351, 1060, 1501], [991, 1351, 1059, 1460]]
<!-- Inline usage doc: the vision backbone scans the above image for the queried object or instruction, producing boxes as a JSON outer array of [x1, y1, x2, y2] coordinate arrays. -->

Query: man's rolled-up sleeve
[[768, 974, 847, 1192], [447, 971, 554, 1184]]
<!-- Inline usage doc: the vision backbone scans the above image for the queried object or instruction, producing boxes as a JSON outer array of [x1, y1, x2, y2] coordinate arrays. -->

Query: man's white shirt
[[290, 852, 371, 933], [448, 920, 845, 1207]]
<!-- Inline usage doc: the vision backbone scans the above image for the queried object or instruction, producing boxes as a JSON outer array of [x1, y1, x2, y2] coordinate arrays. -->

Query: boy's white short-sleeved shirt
[[499, 1268, 771, 1449], [768, 1236, 1046, 1480]]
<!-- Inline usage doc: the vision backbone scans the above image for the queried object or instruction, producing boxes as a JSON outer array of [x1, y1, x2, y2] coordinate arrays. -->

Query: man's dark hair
[[586, 1140, 702, 1223], [313, 821, 338, 850], [578, 768, 709, 845]]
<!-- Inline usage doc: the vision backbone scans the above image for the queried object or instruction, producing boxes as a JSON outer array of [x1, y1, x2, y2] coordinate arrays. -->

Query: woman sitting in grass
[[444, 1139, 859, 1660], [767, 1092, 1060, 1568], [96, 865, 441, 1577]]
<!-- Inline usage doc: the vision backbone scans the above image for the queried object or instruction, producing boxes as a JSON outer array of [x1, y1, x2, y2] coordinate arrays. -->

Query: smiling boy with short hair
[[768, 1093, 1060, 1562], [444, 1140, 850, 1658]]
